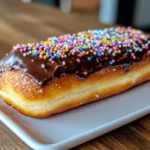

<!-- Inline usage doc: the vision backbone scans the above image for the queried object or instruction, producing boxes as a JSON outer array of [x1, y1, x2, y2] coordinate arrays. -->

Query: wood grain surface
[[0, 0, 150, 150]]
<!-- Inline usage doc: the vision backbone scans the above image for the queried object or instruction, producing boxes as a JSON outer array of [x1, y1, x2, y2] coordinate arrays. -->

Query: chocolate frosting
[[0, 27, 149, 85]]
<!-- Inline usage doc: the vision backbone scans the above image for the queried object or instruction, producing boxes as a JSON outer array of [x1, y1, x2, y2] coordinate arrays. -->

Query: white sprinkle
[[93, 52, 97, 55], [26, 52, 29, 55], [62, 61, 66, 66], [41, 64, 46, 68], [23, 53, 26, 57], [22, 44, 26, 48], [112, 53, 116, 56]]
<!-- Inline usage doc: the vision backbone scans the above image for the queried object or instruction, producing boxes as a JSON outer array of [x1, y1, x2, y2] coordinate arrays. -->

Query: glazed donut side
[[0, 57, 150, 118]]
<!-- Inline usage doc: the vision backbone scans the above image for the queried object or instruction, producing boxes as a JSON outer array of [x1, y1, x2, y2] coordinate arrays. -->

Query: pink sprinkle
[[20, 49, 23, 52], [23, 48, 27, 52], [148, 50, 150, 54], [142, 45, 145, 49], [39, 55, 43, 58], [101, 52, 104, 55], [127, 26, 132, 30], [131, 53, 134, 56], [46, 46, 50, 49], [77, 49, 80, 53], [112, 59, 115, 63], [17, 44, 21, 48], [133, 56, 136, 59], [32, 42, 36, 46], [76, 58, 80, 63], [145, 46, 148, 49], [38, 50, 42, 53]]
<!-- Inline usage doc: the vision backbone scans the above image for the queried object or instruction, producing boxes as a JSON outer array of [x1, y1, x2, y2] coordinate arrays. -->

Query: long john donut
[[0, 26, 150, 118]]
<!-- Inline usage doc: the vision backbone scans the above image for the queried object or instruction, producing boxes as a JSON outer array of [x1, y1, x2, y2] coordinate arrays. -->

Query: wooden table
[[0, 0, 150, 149]]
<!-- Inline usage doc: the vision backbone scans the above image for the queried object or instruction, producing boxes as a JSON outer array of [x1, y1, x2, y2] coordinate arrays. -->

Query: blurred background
[[22, 0, 150, 31], [0, 0, 150, 57]]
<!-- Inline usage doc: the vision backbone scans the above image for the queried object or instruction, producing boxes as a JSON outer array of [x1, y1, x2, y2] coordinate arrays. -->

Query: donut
[[0, 26, 150, 118]]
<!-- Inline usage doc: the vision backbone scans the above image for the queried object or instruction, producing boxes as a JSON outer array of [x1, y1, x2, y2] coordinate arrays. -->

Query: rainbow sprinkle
[[12, 26, 150, 68]]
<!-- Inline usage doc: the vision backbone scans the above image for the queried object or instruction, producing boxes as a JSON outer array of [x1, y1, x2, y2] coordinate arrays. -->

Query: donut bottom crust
[[0, 57, 150, 118]]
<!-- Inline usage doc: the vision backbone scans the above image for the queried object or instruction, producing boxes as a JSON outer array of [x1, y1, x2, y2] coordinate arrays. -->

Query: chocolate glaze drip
[[0, 47, 148, 86]]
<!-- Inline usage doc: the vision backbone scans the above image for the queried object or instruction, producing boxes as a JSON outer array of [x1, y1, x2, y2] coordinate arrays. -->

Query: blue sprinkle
[[109, 61, 113, 65], [88, 57, 92, 61], [79, 47, 83, 51], [135, 44, 139, 47], [116, 44, 119, 47], [49, 53, 52, 57], [56, 54, 60, 58], [33, 51, 38, 56], [126, 49, 129, 53], [54, 39, 57, 43], [97, 52, 102, 57]]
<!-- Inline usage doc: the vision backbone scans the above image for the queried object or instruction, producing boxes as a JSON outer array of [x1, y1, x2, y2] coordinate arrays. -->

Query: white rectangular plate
[[0, 82, 150, 150]]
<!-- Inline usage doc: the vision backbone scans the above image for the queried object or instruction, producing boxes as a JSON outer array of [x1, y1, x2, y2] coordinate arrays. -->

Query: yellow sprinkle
[[32, 47, 36, 50], [79, 54, 82, 57], [40, 51, 45, 55], [44, 42, 48, 45], [54, 47, 57, 51], [43, 55, 47, 60], [90, 49, 93, 53], [61, 55, 64, 58], [65, 48, 69, 52], [111, 37, 115, 41], [106, 41, 111, 45], [114, 50, 118, 53], [103, 37, 107, 41], [86, 51, 89, 55], [27, 43, 31, 46], [46, 52, 49, 55], [77, 32, 81, 36], [86, 34, 90, 38]]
